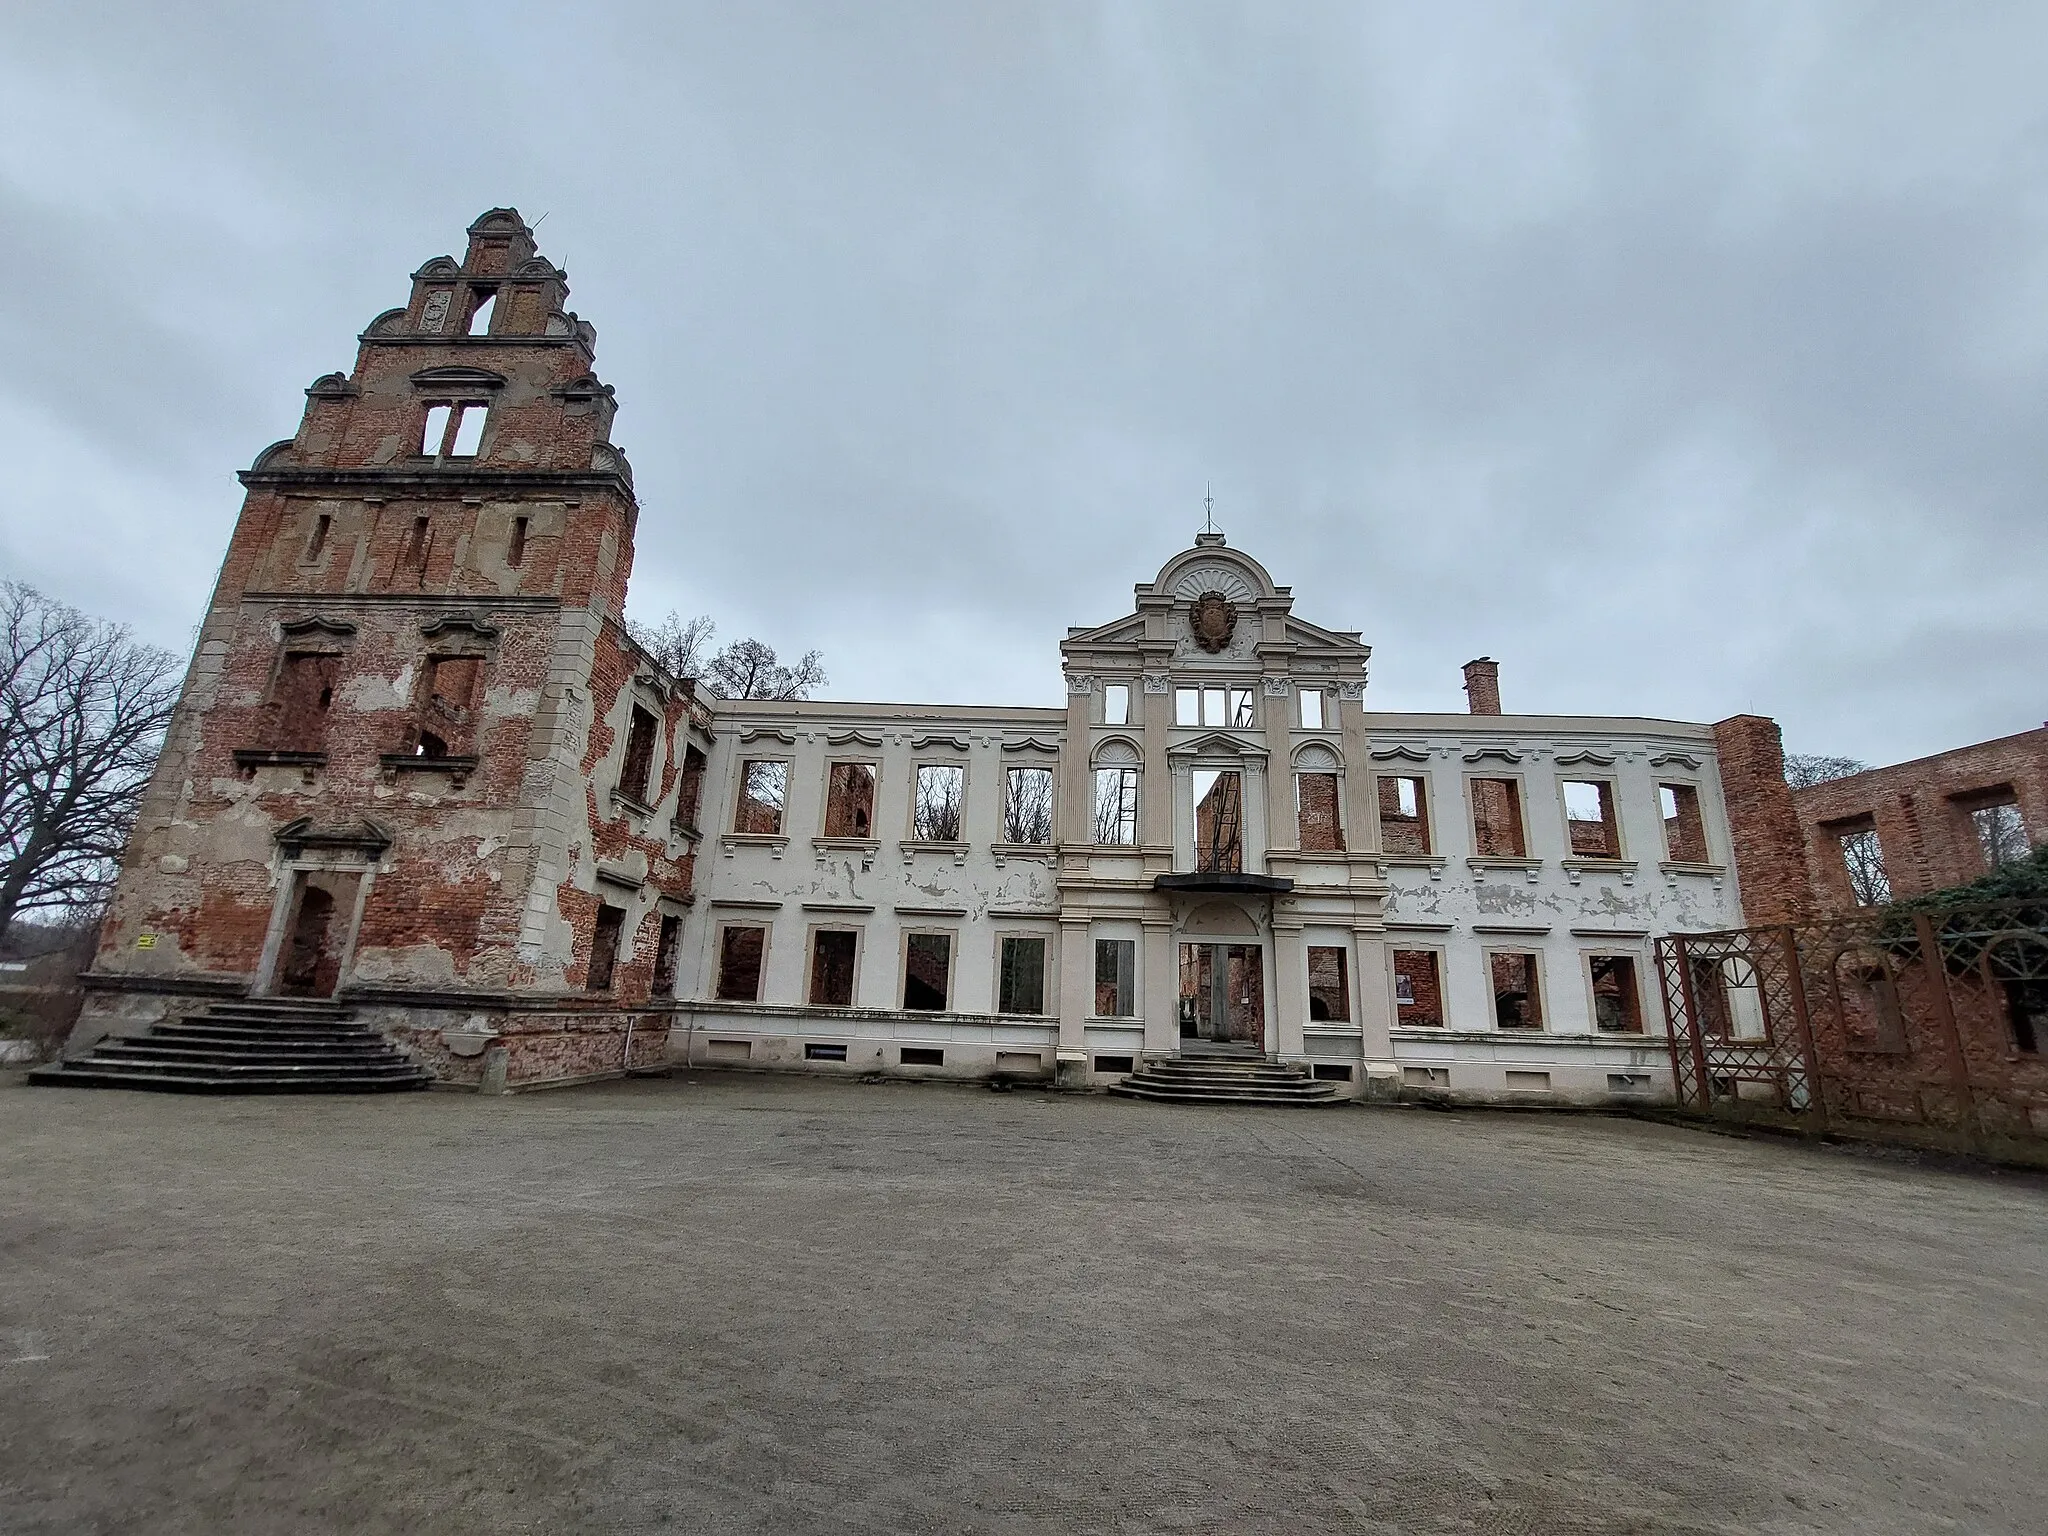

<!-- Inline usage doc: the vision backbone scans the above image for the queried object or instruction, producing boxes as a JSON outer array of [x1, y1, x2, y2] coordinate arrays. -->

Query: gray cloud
[[2, 1, 2042, 764]]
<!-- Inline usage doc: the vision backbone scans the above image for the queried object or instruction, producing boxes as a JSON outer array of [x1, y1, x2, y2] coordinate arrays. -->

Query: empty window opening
[[805, 1042, 848, 1062], [1402, 1066, 1450, 1088], [448, 404, 487, 457], [1833, 949, 1907, 1054], [734, 760, 788, 834], [1311, 1063, 1354, 1082], [303, 513, 332, 564], [1092, 765, 1139, 845], [903, 932, 953, 1011], [676, 746, 707, 831], [1835, 823, 1891, 906], [1103, 683, 1130, 726], [1232, 689, 1256, 728], [652, 914, 682, 999], [823, 761, 877, 838], [1298, 771, 1344, 853], [998, 935, 1047, 1015], [912, 763, 965, 841], [1299, 689, 1325, 730], [1378, 775, 1431, 855], [1093, 1054, 1135, 1075], [809, 929, 858, 1007], [705, 1038, 751, 1063], [715, 924, 767, 1002], [1307, 945, 1350, 1021], [1392, 950, 1444, 1027], [1505, 1069, 1552, 1092], [1490, 952, 1543, 1030], [1607, 1073, 1652, 1092], [1471, 778, 1527, 857], [586, 904, 626, 993], [507, 515, 529, 567], [1970, 798, 2029, 870], [1193, 768, 1244, 872], [2006, 978, 2044, 1053], [1562, 780, 1620, 858], [1588, 954, 1644, 1033], [1094, 937, 1136, 1018], [995, 1051, 1042, 1075], [271, 652, 341, 752], [1174, 686, 1253, 728], [1003, 766, 1054, 844], [900, 1046, 945, 1067], [466, 289, 497, 335], [416, 654, 482, 756], [1660, 784, 1709, 863], [403, 516, 432, 571], [619, 704, 658, 804], [421, 404, 452, 455]]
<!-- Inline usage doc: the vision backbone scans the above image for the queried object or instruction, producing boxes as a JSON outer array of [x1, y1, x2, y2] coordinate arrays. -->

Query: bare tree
[[627, 610, 717, 680], [704, 637, 827, 701], [0, 584, 180, 939], [1785, 752, 1870, 789]]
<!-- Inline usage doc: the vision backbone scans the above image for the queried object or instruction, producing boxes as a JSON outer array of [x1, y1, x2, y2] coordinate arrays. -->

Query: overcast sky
[[2, 3, 2042, 765]]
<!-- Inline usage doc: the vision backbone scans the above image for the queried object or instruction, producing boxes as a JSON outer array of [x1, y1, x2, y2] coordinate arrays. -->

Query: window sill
[[813, 837, 881, 852], [900, 840, 970, 866], [990, 841, 1056, 863], [233, 748, 326, 774], [1658, 860, 1727, 883], [610, 787, 658, 819], [1560, 858, 1638, 887], [671, 821, 702, 844], [1466, 856, 1542, 883], [720, 833, 790, 859], [1378, 854, 1447, 881], [379, 753, 478, 786]]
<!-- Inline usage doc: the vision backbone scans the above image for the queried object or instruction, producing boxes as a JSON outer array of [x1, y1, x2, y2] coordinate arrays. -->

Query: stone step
[[1109, 1081, 1342, 1106], [28, 1063, 430, 1094], [154, 1024, 384, 1046], [199, 1004, 358, 1023], [94, 1043, 398, 1069], [75, 1050, 423, 1077]]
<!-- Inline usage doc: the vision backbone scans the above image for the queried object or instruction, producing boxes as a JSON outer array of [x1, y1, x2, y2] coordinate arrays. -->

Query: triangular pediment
[[1166, 730, 1267, 760]]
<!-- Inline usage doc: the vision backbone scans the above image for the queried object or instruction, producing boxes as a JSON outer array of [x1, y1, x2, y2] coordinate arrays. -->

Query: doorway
[[276, 871, 362, 997], [1178, 942, 1265, 1050]]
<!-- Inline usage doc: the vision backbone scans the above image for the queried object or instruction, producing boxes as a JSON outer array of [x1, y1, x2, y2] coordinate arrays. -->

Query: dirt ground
[[2, 1071, 2044, 1535]]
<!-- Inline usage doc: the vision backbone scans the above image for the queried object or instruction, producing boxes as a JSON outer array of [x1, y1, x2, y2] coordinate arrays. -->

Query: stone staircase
[[29, 998, 431, 1094], [1109, 1045, 1345, 1106]]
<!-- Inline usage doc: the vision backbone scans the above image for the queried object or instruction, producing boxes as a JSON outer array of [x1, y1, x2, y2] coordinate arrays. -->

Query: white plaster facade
[[667, 535, 1744, 1103]]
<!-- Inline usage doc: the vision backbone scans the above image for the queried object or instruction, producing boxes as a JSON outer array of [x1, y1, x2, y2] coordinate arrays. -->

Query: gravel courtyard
[[2, 1072, 2043, 1535]]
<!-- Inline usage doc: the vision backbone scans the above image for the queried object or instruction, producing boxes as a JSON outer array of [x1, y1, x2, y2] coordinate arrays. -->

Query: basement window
[[808, 929, 858, 1007], [270, 652, 341, 751], [912, 763, 965, 841], [823, 761, 877, 838], [1834, 822, 1891, 906], [1307, 945, 1350, 1021], [619, 704, 658, 804], [1660, 784, 1709, 863], [715, 924, 767, 1002], [1003, 766, 1054, 844], [1094, 938, 1136, 1018], [1470, 778, 1527, 857], [804, 1042, 848, 1062], [1489, 951, 1544, 1030], [1391, 950, 1443, 1027], [1377, 775, 1431, 855], [1588, 954, 1645, 1033], [1093, 1054, 1135, 1075], [1562, 780, 1620, 858], [586, 904, 625, 993], [734, 760, 788, 834], [998, 935, 1047, 1015], [900, 1046, 944, 1067], [1312, 1063, 1353, 1083], [903, 932, 953, 1011], [466, 289, 497, 335]]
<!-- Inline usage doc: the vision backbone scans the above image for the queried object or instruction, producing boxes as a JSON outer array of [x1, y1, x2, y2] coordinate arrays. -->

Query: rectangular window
[[1193, 768, 1244, 872], [1377, 775, 1431, 854], [303, 513, 331, 564], [1588, 954, 1644, 1033], [1231, 688, 1255, 728], [466, 289, 497, 334], [1307, 945, 1350, 1022], [998, 935, 1048, 1015], [1391, 950, 1443, 1027], [808, 929, 858, 1007], [1103, 683, 1130, 726], [822, 761, 877, 838], [587, 904, 626, 993], [1489, 951, 1543, 1030], [1092, 767, 1139, 845], [652, 914, 682, 998], [1094, 938, 1136, 1017], [1562, 779, 1619, 858], [416, 654, 482, 757], [1174, 687, 1254, 728], [1175, 687, 1200, 726], [508, 515, 529, 567], [1471, 778, 1527, 857], [912, 763, 965, 841], [448, 404, 486, 457], [1299, 689, 1325, 730], [1003, 766, 1054, 844], [1297, 772, 1344, 852], [1970, 799, 2029, 870], [421, 404, 452, 455], [1659, 784, 1709, 863], [1836, 823, 1891, 905], [619, 704, 658, 804], [271, 652, 340, 751], [903, 932, 952, 1011], [676, 746, 706, 831], [734, 760, 788, 834], [715, 924, 767, 1002]]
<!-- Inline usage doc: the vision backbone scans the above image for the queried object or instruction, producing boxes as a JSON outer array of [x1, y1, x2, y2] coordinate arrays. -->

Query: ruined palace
[[55, 211, 1765, 1102]]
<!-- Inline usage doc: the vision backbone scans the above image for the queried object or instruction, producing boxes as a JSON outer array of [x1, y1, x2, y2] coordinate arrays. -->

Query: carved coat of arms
[[1187, 591, 1237, 654]]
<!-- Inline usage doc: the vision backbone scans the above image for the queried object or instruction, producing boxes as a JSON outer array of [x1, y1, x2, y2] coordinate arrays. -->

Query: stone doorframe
[[251, 818, 390, 998]]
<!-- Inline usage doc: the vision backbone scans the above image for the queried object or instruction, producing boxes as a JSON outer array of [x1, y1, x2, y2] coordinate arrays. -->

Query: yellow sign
[[135, 935, 156, 949]]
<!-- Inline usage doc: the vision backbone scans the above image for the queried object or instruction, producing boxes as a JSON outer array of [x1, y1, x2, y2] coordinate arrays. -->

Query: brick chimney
[[1462, 658, 1501, 716]]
